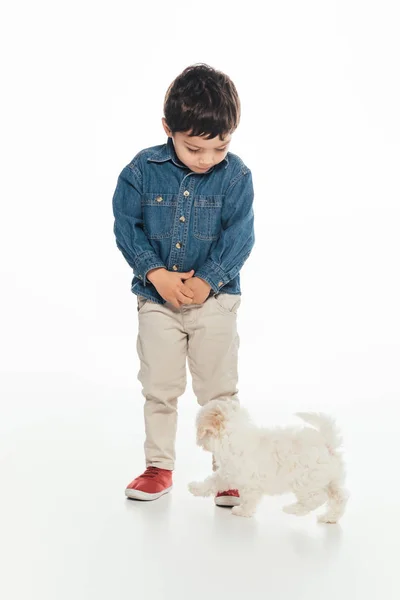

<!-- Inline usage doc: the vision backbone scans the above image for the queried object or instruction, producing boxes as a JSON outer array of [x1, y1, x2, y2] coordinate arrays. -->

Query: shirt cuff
[[195, 260, 228, 293], [134, 252, 166, 286]]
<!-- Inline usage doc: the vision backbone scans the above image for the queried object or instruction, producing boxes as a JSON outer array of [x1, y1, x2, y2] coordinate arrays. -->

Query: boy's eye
[[186, 147, 228, 153]]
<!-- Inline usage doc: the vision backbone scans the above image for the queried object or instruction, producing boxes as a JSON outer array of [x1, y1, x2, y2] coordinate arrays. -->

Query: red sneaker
[[215, 489, 241, 507], [125, 467, 173, 501]]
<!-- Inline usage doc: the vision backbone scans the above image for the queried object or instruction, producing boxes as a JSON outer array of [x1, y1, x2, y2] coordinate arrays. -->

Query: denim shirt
[[112, 137, 255, 304]]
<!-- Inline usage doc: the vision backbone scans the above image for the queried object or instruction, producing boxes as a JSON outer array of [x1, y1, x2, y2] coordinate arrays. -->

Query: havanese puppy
[[188, 399, 348, 522]]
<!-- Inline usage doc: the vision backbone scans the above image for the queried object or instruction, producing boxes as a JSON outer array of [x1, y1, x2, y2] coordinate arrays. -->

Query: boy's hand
[[147, 268, 195, 308], [183, 277, 211, 305]]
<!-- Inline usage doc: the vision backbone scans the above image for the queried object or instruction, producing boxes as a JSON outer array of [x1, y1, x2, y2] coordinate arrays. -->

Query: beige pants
[[136, 293, 241, 470]]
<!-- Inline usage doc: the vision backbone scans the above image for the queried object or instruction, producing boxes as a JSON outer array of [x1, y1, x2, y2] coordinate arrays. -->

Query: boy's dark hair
[[164, 64, 241, 140]]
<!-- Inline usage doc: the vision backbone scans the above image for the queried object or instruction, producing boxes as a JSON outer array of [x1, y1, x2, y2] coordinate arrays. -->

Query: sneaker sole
[[125, 485, 173, 501], [214, 495, 241, 507]]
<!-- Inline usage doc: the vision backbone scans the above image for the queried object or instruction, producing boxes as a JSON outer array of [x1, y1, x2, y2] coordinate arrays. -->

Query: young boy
[[112, 64, 255, 506]]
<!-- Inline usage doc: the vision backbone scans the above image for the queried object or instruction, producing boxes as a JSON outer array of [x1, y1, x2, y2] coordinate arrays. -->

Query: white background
[[1, 1, 399, 598]]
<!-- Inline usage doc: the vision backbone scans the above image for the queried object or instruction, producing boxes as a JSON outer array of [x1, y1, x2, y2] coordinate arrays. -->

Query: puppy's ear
[[203, 405, 226, 438], [197, 427, 208, 440]]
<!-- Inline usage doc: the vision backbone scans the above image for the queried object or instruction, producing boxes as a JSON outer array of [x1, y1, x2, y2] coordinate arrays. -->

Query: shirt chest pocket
[[193, 196, 224, 241], [141, 193, 178, 239]]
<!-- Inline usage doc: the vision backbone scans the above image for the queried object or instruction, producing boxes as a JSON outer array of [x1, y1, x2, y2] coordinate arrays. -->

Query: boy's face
[[162, 118, 231, 174]]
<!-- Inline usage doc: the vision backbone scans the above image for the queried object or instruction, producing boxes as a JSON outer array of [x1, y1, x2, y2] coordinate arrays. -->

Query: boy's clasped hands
[[147, 268, 211, 309]]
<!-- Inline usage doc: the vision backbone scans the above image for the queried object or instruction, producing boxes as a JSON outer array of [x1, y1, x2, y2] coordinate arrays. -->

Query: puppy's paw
[[283, 503, 309, 516], [188, 481, 211, 497], [317, 513, 338, 524], [232, 505, 254, 518]]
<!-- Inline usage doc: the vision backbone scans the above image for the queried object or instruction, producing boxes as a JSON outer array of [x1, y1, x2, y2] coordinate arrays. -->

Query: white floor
[[1, 372, 399, 600]]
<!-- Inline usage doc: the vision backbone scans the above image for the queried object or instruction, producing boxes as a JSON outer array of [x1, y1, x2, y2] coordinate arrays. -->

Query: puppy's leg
[[283, 488, 327, 517], [232, 490, 262, 518], [188, 473, 221, 497], [318, 482, 349, 524]]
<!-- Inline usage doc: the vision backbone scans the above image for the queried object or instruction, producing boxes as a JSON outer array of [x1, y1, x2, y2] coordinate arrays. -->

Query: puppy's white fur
[[189, 399, 348, 522]]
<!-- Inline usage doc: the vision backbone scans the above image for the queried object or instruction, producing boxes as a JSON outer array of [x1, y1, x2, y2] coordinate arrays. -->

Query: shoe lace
[[218, 489, 238, 496], [141, 467, 161, 479]]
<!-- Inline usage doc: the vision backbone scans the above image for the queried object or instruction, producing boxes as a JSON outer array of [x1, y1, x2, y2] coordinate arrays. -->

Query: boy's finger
[[177, 291, 193, 304], [180, 270, 195, 280], [179, 285, 194, 298]]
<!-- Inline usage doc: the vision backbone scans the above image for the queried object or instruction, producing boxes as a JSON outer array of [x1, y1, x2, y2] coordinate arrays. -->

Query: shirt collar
[[147, 137, 229, 170]]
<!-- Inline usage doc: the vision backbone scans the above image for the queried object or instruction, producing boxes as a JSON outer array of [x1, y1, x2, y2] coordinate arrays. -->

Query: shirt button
[[176, 242, 182, 249], [172, 265, 178, 271], [156, 196, 163, 202], [179, 216, 186, 222], [218, 281, 223, 287], [183, 190, 190, 197]]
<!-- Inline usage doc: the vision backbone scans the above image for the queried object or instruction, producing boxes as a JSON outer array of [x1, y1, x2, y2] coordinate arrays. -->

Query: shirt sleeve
[[195, 168, 255, 292], [112, 161, 166, 285]]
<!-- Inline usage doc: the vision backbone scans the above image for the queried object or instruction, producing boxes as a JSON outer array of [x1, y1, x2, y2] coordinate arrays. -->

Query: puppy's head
[[196, 399, 241, 452]]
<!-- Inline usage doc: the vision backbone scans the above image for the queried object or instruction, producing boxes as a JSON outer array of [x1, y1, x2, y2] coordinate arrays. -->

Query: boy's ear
[[162, 117, 172, 137]]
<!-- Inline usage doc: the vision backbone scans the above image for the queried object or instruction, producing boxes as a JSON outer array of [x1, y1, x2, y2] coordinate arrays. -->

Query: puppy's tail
[[296, 412, 342, 450]]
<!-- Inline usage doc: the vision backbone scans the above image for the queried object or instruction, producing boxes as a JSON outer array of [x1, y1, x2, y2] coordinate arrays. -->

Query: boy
[[112, 64, 255, 506]]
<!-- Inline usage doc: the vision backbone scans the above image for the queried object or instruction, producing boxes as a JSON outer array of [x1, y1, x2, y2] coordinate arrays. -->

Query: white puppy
[[189, 399, 348, 522]]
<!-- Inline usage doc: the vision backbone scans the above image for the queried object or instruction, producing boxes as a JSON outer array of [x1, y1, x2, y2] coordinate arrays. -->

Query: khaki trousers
[[136, 293, 241, 470]]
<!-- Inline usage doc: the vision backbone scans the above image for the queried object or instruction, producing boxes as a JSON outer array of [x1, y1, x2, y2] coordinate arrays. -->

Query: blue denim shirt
[[112, 137, 255, 304]]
